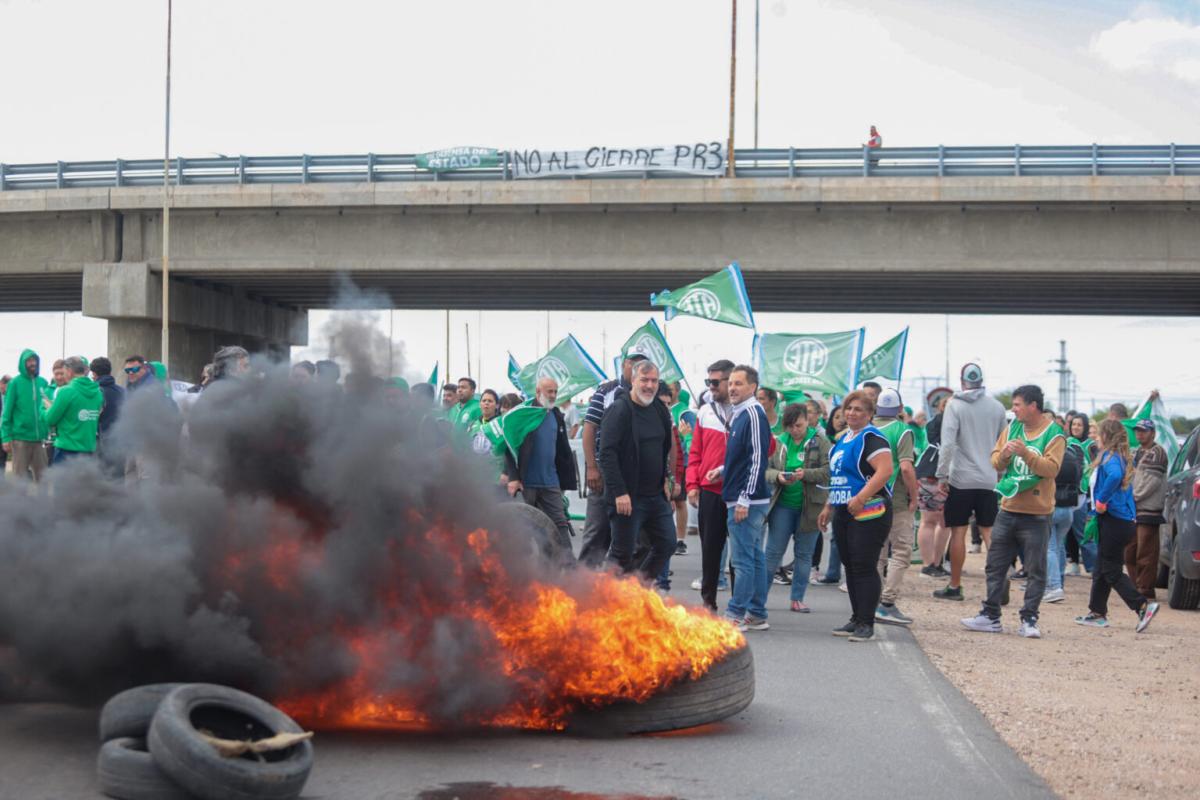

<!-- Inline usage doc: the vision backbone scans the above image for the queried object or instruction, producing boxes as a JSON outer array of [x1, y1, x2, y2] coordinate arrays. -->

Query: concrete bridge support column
[[82, 262, 306, 385]]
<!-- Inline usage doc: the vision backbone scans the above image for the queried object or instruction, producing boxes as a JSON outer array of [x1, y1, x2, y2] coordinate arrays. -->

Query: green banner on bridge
[[415, 147, 501, 171]]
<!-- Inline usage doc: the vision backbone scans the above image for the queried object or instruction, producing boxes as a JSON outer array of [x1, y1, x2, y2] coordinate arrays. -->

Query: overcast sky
[[2, 0, 1199, 414]]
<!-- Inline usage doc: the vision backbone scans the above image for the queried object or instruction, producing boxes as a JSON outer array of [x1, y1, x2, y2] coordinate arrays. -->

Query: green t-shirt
[[777, 429, 815, 509], [769, 413, 784, 437]]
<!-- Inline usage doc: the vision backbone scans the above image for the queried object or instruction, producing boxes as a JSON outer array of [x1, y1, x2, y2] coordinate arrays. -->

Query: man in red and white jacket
[[687, 359, 736, 613]]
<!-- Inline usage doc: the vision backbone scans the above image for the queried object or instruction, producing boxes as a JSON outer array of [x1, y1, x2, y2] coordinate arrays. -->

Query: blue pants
[[725, 504, 770, 621], [764, 504, 820, 603], [1048, 506, 1074, 591], [51, 448, 92, 466]]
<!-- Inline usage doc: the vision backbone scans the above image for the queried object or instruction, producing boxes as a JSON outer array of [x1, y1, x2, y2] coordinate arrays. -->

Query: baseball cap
[[876, 388, 903, 417], [961, 363, 984, 388], [623, 350, 648, 363], [1134, 419, 1155, 432]]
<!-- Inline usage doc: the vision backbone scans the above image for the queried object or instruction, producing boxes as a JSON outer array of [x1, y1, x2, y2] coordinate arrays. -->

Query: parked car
[[1159, 425, 1200, 609]]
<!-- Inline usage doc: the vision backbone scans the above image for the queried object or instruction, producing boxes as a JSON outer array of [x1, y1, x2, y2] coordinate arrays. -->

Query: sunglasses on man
[[704, 378, 726, 387], [124, 365, 142, 375]]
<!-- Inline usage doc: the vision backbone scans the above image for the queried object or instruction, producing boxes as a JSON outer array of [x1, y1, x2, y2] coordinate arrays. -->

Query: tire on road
[[1167, 541, 1200, 610], [495, 501, 569, 563], [99, 683, 186, 742], [148, 683, 313, 800], [566, 643, 755, 736], [96, 737, 193, 800]]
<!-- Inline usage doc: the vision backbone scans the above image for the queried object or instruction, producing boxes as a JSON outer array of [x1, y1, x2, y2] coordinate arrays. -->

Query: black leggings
[[1089, 513, 1145, 617], [832, 503, 893, 626]]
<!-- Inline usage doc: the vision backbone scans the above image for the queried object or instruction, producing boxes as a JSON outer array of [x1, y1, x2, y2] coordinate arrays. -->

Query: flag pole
[[161, 0, 173, 370], [464, 322, 471, 380], [444, 309, 450, 385]]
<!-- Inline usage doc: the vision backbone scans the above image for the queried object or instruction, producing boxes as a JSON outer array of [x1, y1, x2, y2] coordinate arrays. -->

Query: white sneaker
[[838, 583, 848, 593], [1019, 620, 1042, 639], [960, 614, 1002, 633], [690, 578, 702, 591], [1043, 587, 1065, 603], [969, 543, 982, 554]]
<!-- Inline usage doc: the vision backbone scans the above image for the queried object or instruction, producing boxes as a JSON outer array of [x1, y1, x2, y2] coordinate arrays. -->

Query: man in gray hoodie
[[933, 363, 1006, 600]]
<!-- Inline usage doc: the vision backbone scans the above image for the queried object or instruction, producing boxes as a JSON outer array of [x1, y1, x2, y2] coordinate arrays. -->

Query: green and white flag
[[506, 353, 526, 398], [753, 329, 865, 397], [511, 334, 608, 401], [485, 403, 549, 457], [1134, 394, 1180, 464], [650, 263, 755, 329], [428, 363, 438, 388], [618, 319, 684, 384], [858, 327, 909, 382]]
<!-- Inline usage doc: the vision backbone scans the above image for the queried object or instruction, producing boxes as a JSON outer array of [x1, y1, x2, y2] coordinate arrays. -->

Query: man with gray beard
[[598, 360, 676, 584]]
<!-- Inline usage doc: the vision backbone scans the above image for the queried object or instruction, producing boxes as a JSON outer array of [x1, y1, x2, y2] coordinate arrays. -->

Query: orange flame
[[231, 523, 743, 731]]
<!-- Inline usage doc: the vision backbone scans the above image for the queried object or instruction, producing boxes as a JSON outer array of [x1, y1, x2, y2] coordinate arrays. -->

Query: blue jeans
[[1071, 505, 1097, 572], [822, 531, 842, 582], [1048, 507, 1073, 591], [725, 504, 770, 621], [51, 448, 91, 466], [764, 504, 820, 603], [607, 494, 676, 584]]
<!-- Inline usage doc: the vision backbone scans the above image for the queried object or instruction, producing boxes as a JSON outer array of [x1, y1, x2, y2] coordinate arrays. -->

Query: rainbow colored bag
[[853, 496, 887, 522]]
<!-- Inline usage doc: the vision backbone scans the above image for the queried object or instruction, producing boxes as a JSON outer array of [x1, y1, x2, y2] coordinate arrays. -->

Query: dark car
[[1159, 426, 1200, 609]]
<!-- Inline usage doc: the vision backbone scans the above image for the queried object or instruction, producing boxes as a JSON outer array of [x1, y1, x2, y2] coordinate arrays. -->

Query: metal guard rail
[[1, 145, 1197, 190]]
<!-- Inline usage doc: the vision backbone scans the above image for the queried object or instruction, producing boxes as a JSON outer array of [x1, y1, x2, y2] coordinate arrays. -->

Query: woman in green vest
[[763, 403, 832, 612], [467, 389, 506, 487]]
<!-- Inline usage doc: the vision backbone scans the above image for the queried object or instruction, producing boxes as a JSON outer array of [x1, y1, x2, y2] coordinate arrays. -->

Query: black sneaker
[[933, 584, 964, 601], [931, 564, 950, 578], [848, 624, 875, 642], [832, 620, 857, 637], [773, 568, 792, 586], [674, 540, 688, 556], [920, 564, 940, 577]]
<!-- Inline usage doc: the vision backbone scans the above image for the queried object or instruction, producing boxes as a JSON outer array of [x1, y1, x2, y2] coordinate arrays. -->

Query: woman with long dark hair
[[1074, 419, 1159, 632], [467, 389, 506, 487], [817, 390, 893, 642], [1065, 413, 1099, 574]]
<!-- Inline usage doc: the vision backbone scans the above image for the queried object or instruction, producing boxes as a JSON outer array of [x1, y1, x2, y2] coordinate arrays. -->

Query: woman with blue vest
[[817, 390, 894, 642], [1075, 419, 1159, 632]]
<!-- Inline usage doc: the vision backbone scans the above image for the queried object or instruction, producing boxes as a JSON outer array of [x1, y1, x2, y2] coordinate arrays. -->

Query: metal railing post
[[1092, 143, 1098, 177], [0, 163, 6, 191], [238, 155, 246, 184], [176, 156, 184, 186], [503, 151, 511, 180], [301, 153, 310, 184], [862, 146, 870, 177], [115, 159, 124, 187], [1013, 144, 1021, 176], [1170, 142, 1177, 176], [367, 152, 375, 183], [938, 145, 945, 177], [56, 161, 65, 189], [788, 146, 795, 178]]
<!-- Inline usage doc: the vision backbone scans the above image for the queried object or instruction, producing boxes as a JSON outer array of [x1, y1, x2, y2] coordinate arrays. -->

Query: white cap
[[876, 388, 903, 417]]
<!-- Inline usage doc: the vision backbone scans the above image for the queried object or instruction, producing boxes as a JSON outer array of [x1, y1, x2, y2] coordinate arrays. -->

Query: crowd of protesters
[[1, 343, 1166, 639]]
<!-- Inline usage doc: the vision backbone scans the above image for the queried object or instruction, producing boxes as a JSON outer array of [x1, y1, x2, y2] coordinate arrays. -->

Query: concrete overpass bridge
[[2, 146, 1198, 378]]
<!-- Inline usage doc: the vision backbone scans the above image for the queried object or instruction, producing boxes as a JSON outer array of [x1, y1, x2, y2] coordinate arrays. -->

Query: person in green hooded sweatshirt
[[1, 348, 51, 480], [41, 355, 103, 465]]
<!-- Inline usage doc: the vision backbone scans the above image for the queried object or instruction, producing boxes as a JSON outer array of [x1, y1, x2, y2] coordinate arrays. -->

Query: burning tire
[[96, 737, 193, 800], [148, 684, 313, 800], [567, 643, 754, 735], [99, 683, 185, 742], [495, 501, 570, 563]]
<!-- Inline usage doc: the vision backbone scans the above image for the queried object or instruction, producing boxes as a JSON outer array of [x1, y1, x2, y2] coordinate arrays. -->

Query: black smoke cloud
[[0, 301, 557, 724]]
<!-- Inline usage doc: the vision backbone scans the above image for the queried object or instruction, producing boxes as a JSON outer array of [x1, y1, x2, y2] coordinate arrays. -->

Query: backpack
[[914, 441, 939, 480], [1055, 441, 1083, 507]]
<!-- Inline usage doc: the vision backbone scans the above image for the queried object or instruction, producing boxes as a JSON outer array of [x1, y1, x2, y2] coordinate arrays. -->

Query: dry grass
[[901, 551, 1200, 800]]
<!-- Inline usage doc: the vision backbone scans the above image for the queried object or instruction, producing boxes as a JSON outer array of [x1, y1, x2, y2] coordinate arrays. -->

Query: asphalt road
[[0, 538, 1053, 800]]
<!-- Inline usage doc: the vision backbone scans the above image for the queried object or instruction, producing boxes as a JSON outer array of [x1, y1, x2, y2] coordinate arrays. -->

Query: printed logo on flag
[[784, 338, 829, 378], [678, 288, 722, 320], [631, 334, 667, 368], [536, 357, 572, 387]]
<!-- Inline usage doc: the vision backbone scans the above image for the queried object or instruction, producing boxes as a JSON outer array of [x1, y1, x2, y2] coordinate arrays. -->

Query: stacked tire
[[97, 683, 313, 800]]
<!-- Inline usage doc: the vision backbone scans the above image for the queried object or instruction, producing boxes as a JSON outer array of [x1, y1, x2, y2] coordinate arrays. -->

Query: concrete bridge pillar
[[82, 262, 306, 385]]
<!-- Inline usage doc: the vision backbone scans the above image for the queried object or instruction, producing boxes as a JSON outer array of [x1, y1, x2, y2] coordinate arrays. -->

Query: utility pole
[[753, 0, 759, 152], [161, 0, 173, 369], [1053, 340, 1070, 413], [727, 0, 737, 177]]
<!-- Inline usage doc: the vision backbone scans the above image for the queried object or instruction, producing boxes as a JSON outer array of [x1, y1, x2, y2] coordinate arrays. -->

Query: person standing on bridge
[[934, 364, 1007, 601], [0, 349, 50, 481], [864, 125, 882, 150]]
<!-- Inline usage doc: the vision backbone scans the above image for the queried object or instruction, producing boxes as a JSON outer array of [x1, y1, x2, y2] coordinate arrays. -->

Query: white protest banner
[[510, 142, 725, 179]]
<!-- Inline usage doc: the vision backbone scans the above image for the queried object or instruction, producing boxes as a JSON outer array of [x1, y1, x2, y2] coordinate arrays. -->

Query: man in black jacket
[[599, 360, 675, 584], [90, 357, 125, 477], [504, 377, 578, 559]]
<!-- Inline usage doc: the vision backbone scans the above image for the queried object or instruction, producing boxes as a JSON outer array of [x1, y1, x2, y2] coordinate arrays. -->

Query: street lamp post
[[727, 0, 737, 177]]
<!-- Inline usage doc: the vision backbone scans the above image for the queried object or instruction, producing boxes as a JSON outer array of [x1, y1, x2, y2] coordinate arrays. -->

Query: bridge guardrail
[[1, 145, 1197, 190]]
